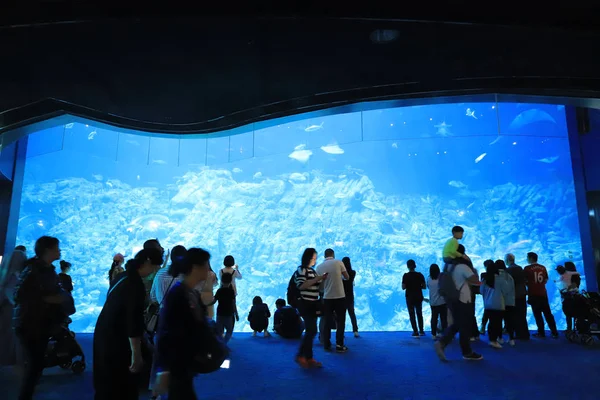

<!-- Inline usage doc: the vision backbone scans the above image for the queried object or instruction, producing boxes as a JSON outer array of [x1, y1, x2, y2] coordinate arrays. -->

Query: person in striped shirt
[[294, 248, 328, 368]]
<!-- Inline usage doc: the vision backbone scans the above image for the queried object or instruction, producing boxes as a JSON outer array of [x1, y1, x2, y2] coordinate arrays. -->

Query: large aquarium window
[[15, 101, 582, 333]]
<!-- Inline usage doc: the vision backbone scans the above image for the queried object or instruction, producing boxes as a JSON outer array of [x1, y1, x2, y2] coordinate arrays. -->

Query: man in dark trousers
[[505, 253, 530, 340], [524, 252, 558, 338]]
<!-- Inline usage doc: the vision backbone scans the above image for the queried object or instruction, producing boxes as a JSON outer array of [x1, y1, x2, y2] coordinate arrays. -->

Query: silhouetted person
[[505, 253, 529, 340], [273, 299, 304, 339], [402, 259, 426, 337], [342, 257, 359, 337], [524, 252, 558, 338]]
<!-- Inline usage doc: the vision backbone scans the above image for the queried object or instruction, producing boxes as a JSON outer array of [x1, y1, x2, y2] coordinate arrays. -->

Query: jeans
[[487, 309, 504, 342], [529, 295, 558, 335], [323, 298, 347, 347], [298, 300, 319, 359], [440, 301, 474, 356], [216, 315, 235, 343], [406, 297, 424, 333], [17, 334, 48, 400], [346, 298, 359, 332], [168, 374, 197, 400], [430, 304, 448, 336], [514, 297, 530, 339], [481, 309, 489, 331]]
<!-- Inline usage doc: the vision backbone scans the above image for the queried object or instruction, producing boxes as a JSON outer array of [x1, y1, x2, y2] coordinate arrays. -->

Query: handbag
[[192, 317, 230, 374], [146, 276, 175, 335]]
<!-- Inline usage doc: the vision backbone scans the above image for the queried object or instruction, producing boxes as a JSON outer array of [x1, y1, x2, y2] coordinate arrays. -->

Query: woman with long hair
[[154, 248, 213, 399], [94, 248, 163, 400], [481, 260, 506, 349], [342, 257, 359, 337], [294, 248, 327, 368]]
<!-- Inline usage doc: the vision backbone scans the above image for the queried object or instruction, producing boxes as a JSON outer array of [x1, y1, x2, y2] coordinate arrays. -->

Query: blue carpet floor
[[1, 332, 599, 400]]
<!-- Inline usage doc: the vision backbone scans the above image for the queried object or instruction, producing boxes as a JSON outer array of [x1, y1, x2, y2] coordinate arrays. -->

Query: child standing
[[427, 264, 447, 338], [481, 261, 506, 349], [248, 296, 272, 337], [209, 272, 239, 343]]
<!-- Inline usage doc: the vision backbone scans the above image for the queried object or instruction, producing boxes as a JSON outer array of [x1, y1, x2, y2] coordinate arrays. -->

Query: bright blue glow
[[15, 101, 583, 333]]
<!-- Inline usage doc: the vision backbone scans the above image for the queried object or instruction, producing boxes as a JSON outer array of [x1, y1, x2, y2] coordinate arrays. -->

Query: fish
[[392, 143, 398, 149], [253, 172, 263, 179], [467, 202, 475, 209], [536, 156, 559, 164], [232, 168, 242, 173], [465, 108, 478, 119], [251, 270, 270, 277], [294, 144, 307, 151], [320, 144, 344, 155], [338, 174, 347, 179], [87, 130, 97, 140], [65, 123, 74, 129], [92, 174, 103, 181], [152, 159, 167, 165], [509, 109, 557, 131], [126, 140, 140, 146], [474, 153, 487, 163], [505, 240, 532, 252], [489, 136, 502, 145], [304, 122, 324, 132], [448, 180, 467, 189], [434, 121, 452, 136], [334, 193, 347, 199], [288, 149, 313, 163]]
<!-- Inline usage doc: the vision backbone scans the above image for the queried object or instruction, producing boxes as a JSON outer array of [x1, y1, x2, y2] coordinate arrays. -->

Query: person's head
[[221, 271, 233, 286], [169, 248, 211, 286], [485, 261, 499, 287], [342, 257, 352, 271], [60, 260, 72, 273], [495, 259, 507, 271], [556, 265, 566, 275], [144, 239, 164, 256], [565, 261, 577, 272], [407, 259, 416, 270], [126, 248, 164, 278], [452, 226, 464, 240], [112, 253, 125, 267], [324, 248, 335, 259], [484, 259, 495, 272], [429, 263, 440, 279], [223, 255, 235, 268], [301, 248, 318, 268], [504, 253, 515, 266], [170, 245, 187, 264], [34, 236, 61, 263], [527, 252, 538, 264], [275, 298, 286, 309], [253, 296, 263, 306], [15, 245, 26, 253]]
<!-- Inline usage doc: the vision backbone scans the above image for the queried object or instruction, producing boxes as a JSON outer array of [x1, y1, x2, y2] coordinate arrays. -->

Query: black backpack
[[438, 264, 464, 302], [287, 270, 301, 309]]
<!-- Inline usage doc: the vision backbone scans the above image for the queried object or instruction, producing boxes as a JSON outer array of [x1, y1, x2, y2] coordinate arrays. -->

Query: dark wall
[[2, 17, 600, 134]]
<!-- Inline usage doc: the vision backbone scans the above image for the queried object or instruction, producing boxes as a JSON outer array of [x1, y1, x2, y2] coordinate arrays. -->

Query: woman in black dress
[[93, 248, 163, 400], [342, 257, 359, 337]]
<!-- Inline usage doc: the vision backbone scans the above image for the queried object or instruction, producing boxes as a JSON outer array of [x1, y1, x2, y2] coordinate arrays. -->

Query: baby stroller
[[563, 291, 600, 346], [45, 321, 86, 374]]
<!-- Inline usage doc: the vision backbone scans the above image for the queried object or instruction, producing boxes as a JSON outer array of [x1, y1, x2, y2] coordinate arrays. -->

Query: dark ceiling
[[2, 2, 600, 134]]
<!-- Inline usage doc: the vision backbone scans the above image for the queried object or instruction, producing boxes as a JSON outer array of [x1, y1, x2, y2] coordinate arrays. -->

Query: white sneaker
[[489, 341, 503, 349], [509, 340, 516, 347], [353, 332, 360, 338], [434, 341, 447, 361], [497, 338, 505, 344]]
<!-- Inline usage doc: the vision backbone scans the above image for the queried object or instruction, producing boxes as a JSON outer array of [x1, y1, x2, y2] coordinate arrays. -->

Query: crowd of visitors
[[0, 225, 584, 399]]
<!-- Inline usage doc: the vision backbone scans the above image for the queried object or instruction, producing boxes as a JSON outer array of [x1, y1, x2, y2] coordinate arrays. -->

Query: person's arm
[[149, 274, 160, 303], [340, 262, 349, 280], [207, 290, 220, 306], [296, 269, 324, 290], [266, 305, 271, 318], [420, 273, 426, 290], [274, 310, 282, 328], [126, 282, 146, 373], [234, 267, 242, 280], [401, 274, 407, 290]]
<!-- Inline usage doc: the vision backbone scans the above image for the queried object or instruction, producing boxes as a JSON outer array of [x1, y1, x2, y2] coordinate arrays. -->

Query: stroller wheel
[[71, 360, 86, 374], [59, 361, 72, 370], [583, 335, 595, 346]]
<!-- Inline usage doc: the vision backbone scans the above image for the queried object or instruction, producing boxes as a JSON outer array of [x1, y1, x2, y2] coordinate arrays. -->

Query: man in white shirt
[[434, 259, 483, 361], [150, 245, 186, 307], [316, 248, 349, 353]]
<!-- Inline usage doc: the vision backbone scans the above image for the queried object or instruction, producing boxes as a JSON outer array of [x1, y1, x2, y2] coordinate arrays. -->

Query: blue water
[[15, 101, 583, 333]]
